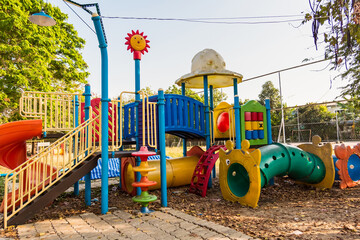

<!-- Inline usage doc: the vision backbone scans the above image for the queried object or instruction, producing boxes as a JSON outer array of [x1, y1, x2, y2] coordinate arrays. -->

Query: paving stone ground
[[15, 208, 257, 240]]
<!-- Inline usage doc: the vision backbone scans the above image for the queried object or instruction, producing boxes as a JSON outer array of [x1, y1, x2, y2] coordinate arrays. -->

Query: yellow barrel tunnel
[[122, 155, 200, 194]]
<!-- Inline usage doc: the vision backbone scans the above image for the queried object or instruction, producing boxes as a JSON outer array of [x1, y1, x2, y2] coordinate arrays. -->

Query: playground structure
[[131, 146, 157, 213], [333, 144, 360, 189], [1, 38, 360, 228], [219, 136, 335, 208]]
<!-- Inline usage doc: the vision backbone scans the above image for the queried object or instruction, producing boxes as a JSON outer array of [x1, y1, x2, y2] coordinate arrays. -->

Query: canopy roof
[[175, 49, 243, 89]]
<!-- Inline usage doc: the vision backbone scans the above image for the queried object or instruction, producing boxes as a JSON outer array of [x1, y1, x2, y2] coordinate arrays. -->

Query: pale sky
[[50, 0, 347, 107]]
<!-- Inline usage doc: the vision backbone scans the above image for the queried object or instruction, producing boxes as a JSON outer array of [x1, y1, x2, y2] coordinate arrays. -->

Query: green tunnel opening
[[227, 163, 250, 197]]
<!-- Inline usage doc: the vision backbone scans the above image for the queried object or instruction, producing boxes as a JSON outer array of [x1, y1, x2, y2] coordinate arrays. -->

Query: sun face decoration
[[125, 30, 150, 60]]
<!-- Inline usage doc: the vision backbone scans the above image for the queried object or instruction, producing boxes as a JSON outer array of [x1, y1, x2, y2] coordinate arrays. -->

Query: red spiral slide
[[0, 120, 45, 213], [0, 120, 42, 170]]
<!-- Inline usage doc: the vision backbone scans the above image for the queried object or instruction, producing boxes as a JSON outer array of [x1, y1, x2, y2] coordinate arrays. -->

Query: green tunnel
[[227, 143, 327, 197], [258, 143, 326, 188]]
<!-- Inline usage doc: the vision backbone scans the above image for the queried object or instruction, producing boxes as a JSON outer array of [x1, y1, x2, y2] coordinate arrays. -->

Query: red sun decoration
[[125, 30, 150, 60]]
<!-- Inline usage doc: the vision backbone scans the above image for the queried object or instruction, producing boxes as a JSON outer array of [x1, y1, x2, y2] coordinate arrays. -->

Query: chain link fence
[[272, 109, 360, 143]]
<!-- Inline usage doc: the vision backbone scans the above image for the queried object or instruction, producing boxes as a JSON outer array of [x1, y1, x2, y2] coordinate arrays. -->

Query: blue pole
[[181, 83, 187, 157], [203, 76, 212, 188], [203, 76, 210, 150], [92, 13, 109, 214], [83, 84, 92, 206], [209, 85, 216, 178], [265, 98, 274, 185], [233, 78, 241, 149], [118, 97, 122, 188], [265, 99, 273, 145], [158, 89, 167, 207], [134, 59, 142, 196], [73, 95, 79, 196]]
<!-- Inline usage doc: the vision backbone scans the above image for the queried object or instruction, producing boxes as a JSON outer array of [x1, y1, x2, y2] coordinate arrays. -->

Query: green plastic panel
[[240, 100, 268, 146]]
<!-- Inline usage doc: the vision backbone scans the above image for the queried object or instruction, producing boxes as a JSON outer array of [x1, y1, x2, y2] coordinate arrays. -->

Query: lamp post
[[30, 0, 110, 214], [29, 10, 56, 26]]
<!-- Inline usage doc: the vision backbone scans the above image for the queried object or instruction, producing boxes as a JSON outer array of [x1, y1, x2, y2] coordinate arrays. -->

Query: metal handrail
[[19, 91, 82, 132], [3, 113, 100, 228], [228, 108, 235, 144], [117, 91, 157, 150]]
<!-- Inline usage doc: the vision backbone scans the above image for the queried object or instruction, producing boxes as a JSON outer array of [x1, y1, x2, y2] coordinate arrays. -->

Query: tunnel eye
[[226, 159, 230, 165], [232, 171, 237, 176]]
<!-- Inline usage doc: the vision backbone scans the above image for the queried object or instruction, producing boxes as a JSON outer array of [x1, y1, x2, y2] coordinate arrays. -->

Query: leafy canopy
[[307, 0, 360, 99], [0, 0, 89, 123], [258, 81, 289, 127], [165, 84, 228, 108]]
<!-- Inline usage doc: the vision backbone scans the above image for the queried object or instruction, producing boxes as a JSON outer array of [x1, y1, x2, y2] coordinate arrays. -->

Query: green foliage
[[307, 0, 360, 99], [0, 0, 89, 123], [258, 81, 281, 109], [258, 81, 291, 128], [337, 98, 360, 121], [141, 86, 157, 97], [165, 84, 228, 107], [295, 104, 335, 140], [165, 84, 203, 102], [298, 104, 334, 124]]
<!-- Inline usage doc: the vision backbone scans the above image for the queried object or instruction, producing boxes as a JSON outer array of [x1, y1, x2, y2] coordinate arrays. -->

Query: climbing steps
[[189, 145, 226, 197], [6, 154, 100, 226]]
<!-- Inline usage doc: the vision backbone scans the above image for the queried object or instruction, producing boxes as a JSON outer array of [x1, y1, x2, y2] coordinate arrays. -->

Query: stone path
[[16, 208, 256, 240]]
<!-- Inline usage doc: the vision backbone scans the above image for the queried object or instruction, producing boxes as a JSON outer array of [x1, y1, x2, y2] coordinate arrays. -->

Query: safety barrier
[[115, 91, 157, 150], [19, 90, 157, 151], [124, 94, 205, 141], [3, 113, 100, 228], [19, 91, 82, 132]]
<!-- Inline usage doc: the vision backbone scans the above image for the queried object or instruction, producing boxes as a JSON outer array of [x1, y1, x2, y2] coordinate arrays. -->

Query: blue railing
[[162, 94, 205, 139], [123, 101, 136, 140], [123, 94, 205, 141]]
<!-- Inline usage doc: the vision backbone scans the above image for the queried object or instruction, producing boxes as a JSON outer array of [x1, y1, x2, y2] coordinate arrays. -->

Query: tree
[[337, 99, 360, 139], [296, 104, 335, 141], [258, 81, 287, 127], [306, 0, 360, 98], [165, 84, 228, 107], [0, 0, 89, 123], [258, 81, 281, 109]]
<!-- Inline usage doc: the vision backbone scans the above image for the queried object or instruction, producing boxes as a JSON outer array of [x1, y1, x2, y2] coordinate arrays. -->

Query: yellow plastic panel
[[219, 140, 262, 208], [298, 135, 334, 189], [213, 102, 234, 139]]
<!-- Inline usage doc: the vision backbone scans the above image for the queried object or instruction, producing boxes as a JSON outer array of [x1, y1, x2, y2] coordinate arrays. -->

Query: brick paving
[[15, 208, 257, 240]]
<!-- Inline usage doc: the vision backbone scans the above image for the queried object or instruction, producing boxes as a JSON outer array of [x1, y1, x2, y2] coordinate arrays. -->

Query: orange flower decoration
[[125, 30, 150, 59]]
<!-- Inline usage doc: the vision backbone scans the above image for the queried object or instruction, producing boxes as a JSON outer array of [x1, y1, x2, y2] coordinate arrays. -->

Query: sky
[[50, 0, 348, 107]]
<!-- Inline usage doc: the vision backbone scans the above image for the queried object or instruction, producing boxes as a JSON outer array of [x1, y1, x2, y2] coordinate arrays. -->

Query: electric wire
[[63, 0, 96, 34], [100, 14, 329, 25], [101, 16, 304, 24]]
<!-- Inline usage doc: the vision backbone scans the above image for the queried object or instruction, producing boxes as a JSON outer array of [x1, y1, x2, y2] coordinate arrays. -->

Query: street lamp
[[30, 0, 110, 214], [29, 10, 56, 26]]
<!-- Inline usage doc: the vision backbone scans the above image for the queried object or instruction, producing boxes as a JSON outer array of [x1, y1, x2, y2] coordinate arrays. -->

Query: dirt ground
[[1, 176, 360, 240]]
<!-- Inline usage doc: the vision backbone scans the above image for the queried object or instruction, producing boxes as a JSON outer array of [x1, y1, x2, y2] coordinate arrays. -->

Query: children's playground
[[2, 31, 360, 239]]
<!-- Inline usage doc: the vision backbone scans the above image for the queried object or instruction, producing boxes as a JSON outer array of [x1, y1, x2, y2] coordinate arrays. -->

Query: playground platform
[[15, 207, 256, 240]]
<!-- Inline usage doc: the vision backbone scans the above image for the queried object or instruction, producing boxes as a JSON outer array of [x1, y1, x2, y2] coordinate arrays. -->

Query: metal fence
[[272, 114, 360, 143]]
